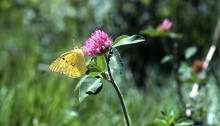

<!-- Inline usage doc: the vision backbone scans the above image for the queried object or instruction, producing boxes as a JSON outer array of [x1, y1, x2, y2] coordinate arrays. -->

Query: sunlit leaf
[[95, 55, 106, 71], [178, 62, 192, 80], [112, 35, 145, 47], [185, 47, 197, 59], [161, 111, 174, 125], [167, 113, 174, 125], [154, 119, 167, 126], [161, 55, 173, 64], [113, 35, 129, 46], [168, 32, 183, 39], [175, 118, 194, 126], [79, 77, 102, 102], [167, 115, 174, 125]]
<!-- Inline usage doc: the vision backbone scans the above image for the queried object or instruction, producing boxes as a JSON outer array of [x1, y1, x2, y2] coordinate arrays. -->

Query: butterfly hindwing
[[63, 48, 86, 78], [49, 47, 86, 78]]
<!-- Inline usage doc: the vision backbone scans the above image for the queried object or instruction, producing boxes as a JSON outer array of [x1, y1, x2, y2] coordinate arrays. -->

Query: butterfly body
[[49, 46, 86, 78]]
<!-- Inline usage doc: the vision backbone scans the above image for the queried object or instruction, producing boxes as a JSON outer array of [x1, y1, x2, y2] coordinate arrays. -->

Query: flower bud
[[156, 19, 173, 32]]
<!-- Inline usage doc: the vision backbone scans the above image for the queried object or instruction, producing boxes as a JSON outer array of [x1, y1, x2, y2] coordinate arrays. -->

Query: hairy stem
[[174, 68, 186, 112], [172, 41, 185, 112], [104, 55, 130, 126]]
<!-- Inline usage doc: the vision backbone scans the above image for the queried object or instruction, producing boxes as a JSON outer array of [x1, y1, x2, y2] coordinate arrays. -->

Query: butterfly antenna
[[72, 38, 75, 48], [72, 38, 79, 49]]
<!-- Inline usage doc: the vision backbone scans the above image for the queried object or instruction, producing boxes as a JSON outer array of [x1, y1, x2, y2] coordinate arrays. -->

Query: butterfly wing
[[63, 48, 87, 78], [49, 48, 86, 78], [49, 51, 72, 74]]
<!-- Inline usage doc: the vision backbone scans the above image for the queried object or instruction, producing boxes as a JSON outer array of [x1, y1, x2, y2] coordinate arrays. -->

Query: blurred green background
[[1, 0, 220, 125]]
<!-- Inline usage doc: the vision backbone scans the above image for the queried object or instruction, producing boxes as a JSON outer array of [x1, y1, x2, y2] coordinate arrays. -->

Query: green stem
[[104, 55, 130, 126]]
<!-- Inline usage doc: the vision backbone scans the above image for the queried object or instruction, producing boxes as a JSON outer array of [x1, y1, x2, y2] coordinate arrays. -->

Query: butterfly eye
[[71, 63, 75, 66]]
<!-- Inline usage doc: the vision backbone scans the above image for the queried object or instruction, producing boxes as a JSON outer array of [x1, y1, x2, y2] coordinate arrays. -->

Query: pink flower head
[[83, 30, 112, 57], [156, 19, 173, 32]]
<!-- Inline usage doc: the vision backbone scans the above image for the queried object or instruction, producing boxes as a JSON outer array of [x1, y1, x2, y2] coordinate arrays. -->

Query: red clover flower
[[83, 30, 112, 57], [156, 19, 173, 32]]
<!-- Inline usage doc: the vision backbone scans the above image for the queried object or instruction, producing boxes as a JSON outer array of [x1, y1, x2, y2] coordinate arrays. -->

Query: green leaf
[[145, 123, 158, 126], [175, 118, 194, 126], [178, 62, 192, 81], [198, 78, 208, 85], [75, 75, 88, 91], [86, 84, 103, 95], [167, 114, 174, 125], [86, 58, 97, 69], [109, 48, 124, 74], [86, 68, 103, 77], [113, 35, 129, 46], [161, 55, 173, 64], [95, 55, 106, 70], [184, 79, 197, 85], [79, 77, 102, 102], [168, 32, 183, 39], [140, 29, 183, 39], [112, 35, 145, 47], [161, 111, 174, 125], [154, 119, 168, 126], [197, 70, 207, 84], [161, 111, 167, 116], [190, 71, 198, 81], [140, 29, 167, 37], [166, 111, 174, 125], [86, 58, 103, 77], [185, 46, 197, 59]]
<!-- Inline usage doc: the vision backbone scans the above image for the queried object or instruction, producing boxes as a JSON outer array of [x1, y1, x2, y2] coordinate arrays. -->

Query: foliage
[[145, 111, 194, 126], [1, 0, 220, 126], [77, 35, 145, 102]]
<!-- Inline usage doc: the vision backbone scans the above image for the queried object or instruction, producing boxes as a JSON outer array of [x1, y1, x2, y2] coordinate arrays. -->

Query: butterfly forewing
[[49, 48, 86, 78], [49, 51, 72, 73]]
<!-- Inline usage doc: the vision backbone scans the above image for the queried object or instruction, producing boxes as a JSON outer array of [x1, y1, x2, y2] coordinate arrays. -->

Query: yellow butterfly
[[49, 46, 86, 78]]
